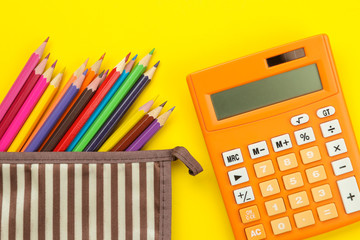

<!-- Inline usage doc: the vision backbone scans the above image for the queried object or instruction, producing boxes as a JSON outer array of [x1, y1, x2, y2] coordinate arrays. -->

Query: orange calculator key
[[317, 203, 338, 222], [277, 153, 298, 171], [240, 205, 261, 224], [259, 179, 280, 197], [254, 160, 275, 178], [245, 224, 266, 240], [265, 198, 286, 216], [305, 165, 327, 184], [300, 146, 321, 164], [288, 191, 310, 209], [311, 184, 332, 202], [282, 172, 304, 190], [270, 217, 292, 235], [294, 210, 315, 228]]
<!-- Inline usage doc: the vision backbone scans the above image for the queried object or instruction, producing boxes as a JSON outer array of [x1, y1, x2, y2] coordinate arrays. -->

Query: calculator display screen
[[211, 64, 323, 120]]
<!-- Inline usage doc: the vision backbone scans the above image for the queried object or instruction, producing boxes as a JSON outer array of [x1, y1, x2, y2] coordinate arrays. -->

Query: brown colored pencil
[[41, 71, 107, 151], [111, 102, 166, 151]]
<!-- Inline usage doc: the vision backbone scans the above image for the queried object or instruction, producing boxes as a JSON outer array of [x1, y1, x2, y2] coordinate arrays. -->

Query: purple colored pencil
[[126, 107, 174, 151], [24, 70, 86, 152]]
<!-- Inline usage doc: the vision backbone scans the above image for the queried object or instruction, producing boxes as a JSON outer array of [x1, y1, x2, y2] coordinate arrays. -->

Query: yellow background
[[1, 0, 360, 239]]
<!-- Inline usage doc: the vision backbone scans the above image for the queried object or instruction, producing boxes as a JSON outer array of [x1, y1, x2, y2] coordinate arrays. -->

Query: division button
[[320, 119, 342, 138], [331, 157, 353, 176], [248, 141, 269, 159], [271, 134, 292, 152], [326, 138, 347, 157], [222, 148, 243, 167], [228, 167, 249, 186], [291, 113, 309, 126], [234, 186, 255, 205], [337, 176, 360, 214]]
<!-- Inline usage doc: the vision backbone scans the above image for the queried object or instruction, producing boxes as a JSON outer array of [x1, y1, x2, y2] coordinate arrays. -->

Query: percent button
[[294, 127, 316, 146]]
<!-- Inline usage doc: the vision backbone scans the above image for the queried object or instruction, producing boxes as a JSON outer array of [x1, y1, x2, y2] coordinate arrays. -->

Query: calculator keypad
[[223, 106, 360, 239]]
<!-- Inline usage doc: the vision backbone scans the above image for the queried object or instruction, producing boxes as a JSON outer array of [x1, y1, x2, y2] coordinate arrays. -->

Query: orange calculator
[[187, 35, 360, 240]]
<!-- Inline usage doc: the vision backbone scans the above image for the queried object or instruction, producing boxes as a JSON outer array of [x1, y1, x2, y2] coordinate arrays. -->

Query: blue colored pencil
[[24, 70, 86, 152], [66, 55, 137, 151], [84, 61, 159, 151]]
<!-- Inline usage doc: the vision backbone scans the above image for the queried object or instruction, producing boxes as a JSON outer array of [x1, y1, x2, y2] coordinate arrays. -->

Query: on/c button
[[222, 148, 243, 167]]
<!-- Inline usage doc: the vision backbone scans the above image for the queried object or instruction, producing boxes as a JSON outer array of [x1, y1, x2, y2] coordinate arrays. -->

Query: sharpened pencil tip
[[100, 53, 106, 60], [61, 67, 66, 73], [125, 52, 131, 62], [99, 70, 105, 77], [83, 69, 88, 75], [154, 61, 160, 68], [44, 37, 49, 43], [104, 69, 109, 76], [51, 60, 57, 68], [45, 53, 50, 59], [160, 101, 167, 107], [83, 58, 89, 66], [132, 54, 138, 61], [149, 48, 155, 55], [170, 106, 175, 111]]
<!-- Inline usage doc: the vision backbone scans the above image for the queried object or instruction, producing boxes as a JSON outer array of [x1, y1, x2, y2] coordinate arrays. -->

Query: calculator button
[[228, 167, 249, 186], [270, 217, 292, 235], [331, 157, 353, 176], [277, 153, 298, 171], [259, 179, 280, 197], [317, 106, 335, 118], [245, 224, 266, 240], [300, 146, 321, 164], [248, 141, 269, 159], [337, 176, 360, 214], [282, 172, 304, 190], [271, 134, 292, 152], [294, 127, 316, 146], [326, 138, 347, 157], [239, 205, 261, 224], [288, 191, 310, 209], [234, 186, 255, 205], [294, 210, 315, 229], [317, 203, 338, 221], [311, 184, 333, 202], [265, 198, 286, 216], [305, 165, 327, 184], [320, 119, 342, 138], [253, 160, 275, 178], [291, 113, 309, 126], [222, 148, 243, 167]]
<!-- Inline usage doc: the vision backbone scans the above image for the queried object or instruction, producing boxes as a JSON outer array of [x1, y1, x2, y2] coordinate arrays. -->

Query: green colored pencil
[[72, 49, 154, 151]]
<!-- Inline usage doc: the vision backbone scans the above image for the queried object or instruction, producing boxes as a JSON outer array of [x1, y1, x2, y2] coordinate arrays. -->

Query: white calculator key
[[234, 186, 255, 205], [337, 176, 360, 214], [317, 106, 336, 118], [332, 157, 353, 176], [291, 113, 309, 126], [222, 148, 243, 167], [326, 138, 347, 157], [294, 127, 316, 146], [228, 167, 249, 186], [271, 134, 292, 152], [320, 119, 342, 138], [248, 141, 269, 159]]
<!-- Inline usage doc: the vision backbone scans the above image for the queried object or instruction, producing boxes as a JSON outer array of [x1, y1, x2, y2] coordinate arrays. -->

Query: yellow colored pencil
[[8, 72, 63, 152]]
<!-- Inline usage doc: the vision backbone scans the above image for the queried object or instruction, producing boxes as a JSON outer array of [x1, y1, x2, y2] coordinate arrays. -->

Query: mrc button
[[222, 148, 244, 167]]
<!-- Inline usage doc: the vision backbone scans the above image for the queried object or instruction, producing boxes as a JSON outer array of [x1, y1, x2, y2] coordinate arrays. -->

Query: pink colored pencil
[[0, 37, 48, 122], [0, 61, 57, 152]]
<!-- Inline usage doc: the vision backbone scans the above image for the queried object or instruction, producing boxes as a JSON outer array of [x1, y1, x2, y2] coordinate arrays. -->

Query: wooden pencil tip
[[154, 61, 160, 68], [169, 106, 175, 111], [61, 67, 66, 73], [51, 60, 57, 68], [45, 53, 50, 59], [44, 37, 49, 43], [99, 53, 106, 60], [149, 48, 155, 55], [132, 54, 138, 61], [104, 69, 109, 76], [160, 101, 167, 107], [125, 52, 131, 62], [99, 70, 105, 77], [83, 58, 89, 66], [83, 69, 89, 75]]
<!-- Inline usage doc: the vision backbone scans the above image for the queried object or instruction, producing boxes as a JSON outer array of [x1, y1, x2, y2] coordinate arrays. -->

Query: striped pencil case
[[0, 146, 202, 240]]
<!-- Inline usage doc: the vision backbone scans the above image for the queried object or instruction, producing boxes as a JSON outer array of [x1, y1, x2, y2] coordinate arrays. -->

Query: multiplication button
[[326, 138, 347, 157], [337, 176, 360, 214], [222, 148, 243, 167], [248, 141, 269, 159], [234, 186, 255, 205]]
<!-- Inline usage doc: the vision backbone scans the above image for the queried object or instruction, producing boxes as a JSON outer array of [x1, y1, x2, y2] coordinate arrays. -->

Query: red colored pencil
[[0, 54, 50, 140], [53, 53, 130, 151]]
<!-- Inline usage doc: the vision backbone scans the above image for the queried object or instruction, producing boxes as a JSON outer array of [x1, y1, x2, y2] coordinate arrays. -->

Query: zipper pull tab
[[171, 147, 203, 176]]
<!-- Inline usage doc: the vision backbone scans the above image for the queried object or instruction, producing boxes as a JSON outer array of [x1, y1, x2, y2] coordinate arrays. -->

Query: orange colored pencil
[[21, 60, 88, 152], [37, 54, 104, 150]]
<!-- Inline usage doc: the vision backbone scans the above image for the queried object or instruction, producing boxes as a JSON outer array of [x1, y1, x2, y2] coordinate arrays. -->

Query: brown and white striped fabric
[[0, 147, 203, 240]]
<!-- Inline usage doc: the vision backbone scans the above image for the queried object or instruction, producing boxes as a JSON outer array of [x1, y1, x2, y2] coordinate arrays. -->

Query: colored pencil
[[38, 56, 103, 150], [8, 72, 62, 152], [72, 50, 154, 152], [0, 38, 48, 123], [41, 70, 107, 151], [0, 54, 50, 139], [126, 107, 174, 151], [67, 54, 138, 151], [21, 60, 88, 151], [24, 70, 86, 152], [102, 101, 165, 152], [0, 62, 57, 151], [54, 54, 130, 152], [84, 61, 160, 151]]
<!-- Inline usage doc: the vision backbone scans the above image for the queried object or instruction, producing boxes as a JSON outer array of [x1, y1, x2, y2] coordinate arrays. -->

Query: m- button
[[222, 148, 243, 167]]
